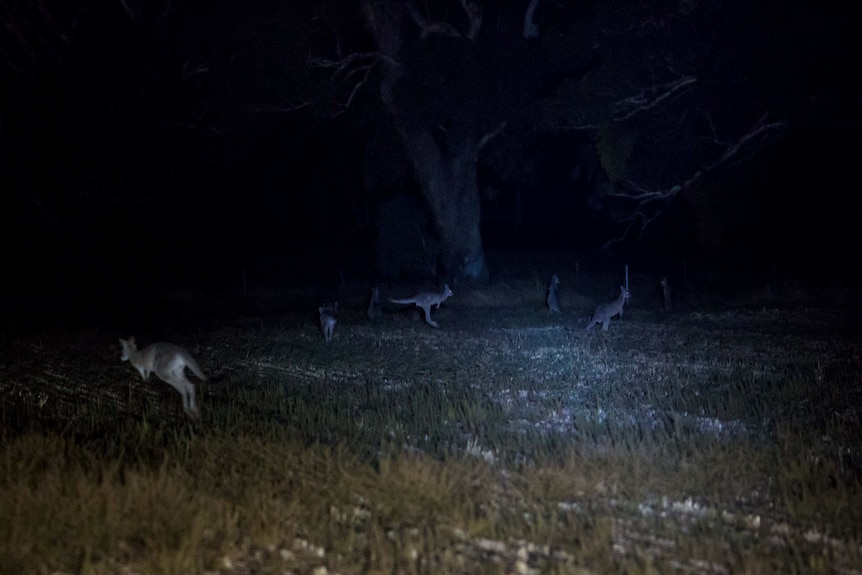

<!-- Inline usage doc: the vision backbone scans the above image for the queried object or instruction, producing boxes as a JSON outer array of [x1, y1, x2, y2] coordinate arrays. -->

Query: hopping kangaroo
[[546, 273, 561, 313], [319, 302, 338, 343], [585, 286, 630, 331], [119, 337, 207, 416], [389, 284, 453, 328]]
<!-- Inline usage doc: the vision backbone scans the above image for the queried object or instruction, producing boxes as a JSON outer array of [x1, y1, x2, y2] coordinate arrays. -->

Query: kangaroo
[[585, 286, 630, 331], [389, 284, 453, 328], [319, 302, 338, 343], [546, 273, 561, 313], [660, 276, 673, 312], [367, 287, 382, 321], [119, 337, 207, 416]]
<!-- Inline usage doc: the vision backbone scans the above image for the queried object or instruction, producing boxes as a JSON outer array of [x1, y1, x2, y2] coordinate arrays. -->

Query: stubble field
[[1, 267, 861, 574]]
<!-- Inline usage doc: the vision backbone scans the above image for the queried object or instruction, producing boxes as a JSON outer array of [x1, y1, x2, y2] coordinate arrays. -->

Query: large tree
[[349, 0, 797, 280], [357, 1, 599, 281]]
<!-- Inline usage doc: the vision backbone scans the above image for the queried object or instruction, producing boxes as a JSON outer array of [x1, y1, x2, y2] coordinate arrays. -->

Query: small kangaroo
[[119, 337, 207, 416], [546, 274, 561, 313], [367, 287, 382, 321], [389, 284, 453, 328], [585, 286, 630, 331], [660, 276, 673, 312], [319, 302, 338, 343]]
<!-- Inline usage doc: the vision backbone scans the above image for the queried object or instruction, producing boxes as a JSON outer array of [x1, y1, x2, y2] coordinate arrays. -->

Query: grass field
[[1, 264, 861, 574]]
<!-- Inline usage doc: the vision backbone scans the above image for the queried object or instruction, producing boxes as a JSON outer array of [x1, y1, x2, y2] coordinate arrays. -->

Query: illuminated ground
[[1, 269, 861, 573]]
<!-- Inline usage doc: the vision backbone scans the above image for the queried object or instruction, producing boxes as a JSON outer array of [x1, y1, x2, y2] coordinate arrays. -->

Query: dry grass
[[1, 267, 861, 574]]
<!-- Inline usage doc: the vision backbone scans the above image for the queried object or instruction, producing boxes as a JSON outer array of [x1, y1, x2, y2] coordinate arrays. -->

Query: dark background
[[1, 0, 859, 321]]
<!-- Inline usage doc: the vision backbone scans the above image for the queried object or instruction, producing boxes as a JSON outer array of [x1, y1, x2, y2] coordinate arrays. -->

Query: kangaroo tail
[[186, 357, 208, 381]]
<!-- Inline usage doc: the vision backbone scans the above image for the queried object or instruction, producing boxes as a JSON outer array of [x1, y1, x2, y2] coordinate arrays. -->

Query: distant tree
[[354, 1, 602, 281]]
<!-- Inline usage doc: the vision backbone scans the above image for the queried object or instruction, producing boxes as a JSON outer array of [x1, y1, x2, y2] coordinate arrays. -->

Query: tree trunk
[[362, 0, 489, 283], [398, 128, 487, 281]]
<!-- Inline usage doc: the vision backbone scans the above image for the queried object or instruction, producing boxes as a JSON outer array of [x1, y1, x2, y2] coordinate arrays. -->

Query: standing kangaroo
[[546, 274, 561, 313], [319, 302, 338, 343], [660, 276, 673, 312], [585, 286, 630, 331], [389, 284, 453, 328], [119, 337, 207, 416]]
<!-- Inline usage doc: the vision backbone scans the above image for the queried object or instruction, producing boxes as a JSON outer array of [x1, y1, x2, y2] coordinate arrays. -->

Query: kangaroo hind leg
[[420, 304, 439, 328], [166, 369, 197, 415]]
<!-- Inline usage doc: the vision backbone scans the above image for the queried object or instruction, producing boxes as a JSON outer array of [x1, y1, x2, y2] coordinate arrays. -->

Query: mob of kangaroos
[[389, 284, 453, 328], [585, 286, 630, 331], [119, 337, 207, 416]]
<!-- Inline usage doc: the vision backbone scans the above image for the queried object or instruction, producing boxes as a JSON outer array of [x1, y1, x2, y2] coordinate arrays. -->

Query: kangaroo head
[[119, 337, 137, 360], [319, 302, 338, 315]]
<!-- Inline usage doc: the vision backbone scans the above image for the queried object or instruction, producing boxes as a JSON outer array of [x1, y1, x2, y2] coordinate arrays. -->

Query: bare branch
[[405, 0, 482, 40], [253, 102, 315, 114], [308, 51, 378, 79], [460, 0, 483, 40], [308, 51, 380, 112], [115, 0, 138, 23], [613, 76, 698, 122], [523, 0, 541, 39], [478, 122, 507, 151], [181, 59, 209, 81], [603, 115, 787, 247], [361, 1, 402, 58], [406, 3, 459, 39], [713, 114, 785, 166]]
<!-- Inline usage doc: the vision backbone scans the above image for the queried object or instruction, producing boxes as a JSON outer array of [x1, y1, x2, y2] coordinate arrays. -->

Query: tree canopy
[[1, 0, 856, 285]]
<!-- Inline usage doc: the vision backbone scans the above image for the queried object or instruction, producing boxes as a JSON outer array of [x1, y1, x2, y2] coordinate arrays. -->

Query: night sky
[[1, 0, 859, 320]]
